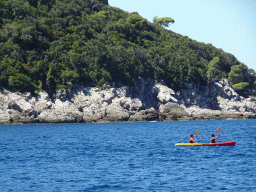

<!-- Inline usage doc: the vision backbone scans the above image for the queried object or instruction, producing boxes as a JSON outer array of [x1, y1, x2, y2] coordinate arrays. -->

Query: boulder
[[28, 110, 39, 118], [52, 99, 78, 112], [73, 91, 92, 109], [102, 88, 116, 103], [119, 97, 131, 110], [128, 113, 147, 122], [38, 109, 83, 123], [0, 109, 11, 123], [37, 90, 50, 101], [17, 117, 39, 124], [153, 84, 177, 103], [7, 109, 22, 123], [8, 101, 21, 111], [114, 97, 143, 111], [177, 116, 193, 121], [37, 109, 56, 123], [214, 78, 239, 100], [159, 103, 190, 117], [34, 100, 52, 113], [56, 89, 67, 101], [213, 82, 223, 92], [135, 107, 158, 121], [130, 98, 143, 111], [116, 86, 129, 98], [105, 103, 130, 121], [83, 101, 107, 119], [37, 99, 83, 123], [6, 92, 33, 111], [144, 107, 158, 121], [102, 84, 111, 90]]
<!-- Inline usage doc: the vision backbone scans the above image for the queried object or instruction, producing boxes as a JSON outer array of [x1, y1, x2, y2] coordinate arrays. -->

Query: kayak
[[175, 143, 204, 146], [175, 141, 236, 146], [202, 141, 236, 146]]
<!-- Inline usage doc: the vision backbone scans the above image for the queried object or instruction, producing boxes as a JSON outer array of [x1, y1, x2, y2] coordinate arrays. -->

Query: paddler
[[189, 134, 197, 143], [211, 134, 219, 143]]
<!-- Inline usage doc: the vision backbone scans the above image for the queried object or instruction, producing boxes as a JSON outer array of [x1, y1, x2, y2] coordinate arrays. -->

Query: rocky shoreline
[[1, 78, 256, 124]]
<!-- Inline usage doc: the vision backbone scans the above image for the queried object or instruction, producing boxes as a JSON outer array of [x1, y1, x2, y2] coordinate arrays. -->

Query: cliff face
[[1, 78, 256, 124]]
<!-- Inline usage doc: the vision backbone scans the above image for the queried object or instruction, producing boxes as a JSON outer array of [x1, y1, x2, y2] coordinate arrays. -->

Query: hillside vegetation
[[0, 0, 255, 97]]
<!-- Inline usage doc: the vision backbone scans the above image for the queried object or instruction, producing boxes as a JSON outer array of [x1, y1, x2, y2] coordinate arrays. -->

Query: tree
[[126, 14, 144, 24], [153, 16, 175, 27], [228, 64, 247, 85], [206, 57, 220, 81]]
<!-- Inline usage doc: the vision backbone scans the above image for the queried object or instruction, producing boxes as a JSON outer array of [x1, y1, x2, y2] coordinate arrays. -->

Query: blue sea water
[[0, 119, 255, 192]]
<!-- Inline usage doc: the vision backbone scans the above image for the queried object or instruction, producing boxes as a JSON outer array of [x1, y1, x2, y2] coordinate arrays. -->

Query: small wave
[[83, 184, 122, 191], [36, 135, 51, 139]]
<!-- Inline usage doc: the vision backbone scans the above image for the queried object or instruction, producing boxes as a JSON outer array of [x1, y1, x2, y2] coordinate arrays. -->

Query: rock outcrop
[[1, 78, 256, 124]]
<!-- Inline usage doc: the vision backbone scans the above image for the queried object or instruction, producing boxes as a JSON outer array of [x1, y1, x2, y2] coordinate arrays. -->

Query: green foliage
[[8, 73, 38, 92], [206, 57, 226, 82], [228, 64, 247, 85], [127, 14, 144, 24], [232, 82, 249, 91], [208, 57, 219, 68], [153, 16, 175, 27], [46, 63, 63, 88], [61, 69, 79, 83], [0, 0, 254, 96], [252, 89, 256, 97], [56, 84, 68, 90]]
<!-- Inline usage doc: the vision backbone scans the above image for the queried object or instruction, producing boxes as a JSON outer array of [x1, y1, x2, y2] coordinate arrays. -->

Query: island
[[1, 0, 256, 124]]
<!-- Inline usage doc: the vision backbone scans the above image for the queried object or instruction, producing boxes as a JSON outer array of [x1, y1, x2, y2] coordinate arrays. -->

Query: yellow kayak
[[175, 143, 203, 146]]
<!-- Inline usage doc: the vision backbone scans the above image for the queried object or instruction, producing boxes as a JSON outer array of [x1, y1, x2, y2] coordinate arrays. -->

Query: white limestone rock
[[105, 102, 130, 120], [116, 86, 129, 98], [153, 84, 177, 103], [0, 109, 11, 123], [7, 92, 33, 111], [37, 90, 50, 101]]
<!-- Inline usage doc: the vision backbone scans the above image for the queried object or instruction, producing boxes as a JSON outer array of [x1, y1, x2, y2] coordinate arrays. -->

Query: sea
[[0, 119, 255, 192]]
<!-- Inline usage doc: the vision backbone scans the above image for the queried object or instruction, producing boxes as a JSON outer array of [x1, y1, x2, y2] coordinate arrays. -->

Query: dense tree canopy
[[0, 0, 255, 97]]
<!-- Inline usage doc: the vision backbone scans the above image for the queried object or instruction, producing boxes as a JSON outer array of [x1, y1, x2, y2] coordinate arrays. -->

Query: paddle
[[196, 130, 199, 143], [217, 128, 221, 142]]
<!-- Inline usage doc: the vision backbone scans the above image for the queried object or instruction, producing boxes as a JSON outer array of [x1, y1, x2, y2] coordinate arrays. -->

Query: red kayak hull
[[202, 141, 236, 146], [175, 141, 236, 146]]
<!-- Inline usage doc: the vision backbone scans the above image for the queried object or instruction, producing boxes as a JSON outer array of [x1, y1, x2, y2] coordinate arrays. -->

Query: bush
[[232, 82, 249, 91]]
